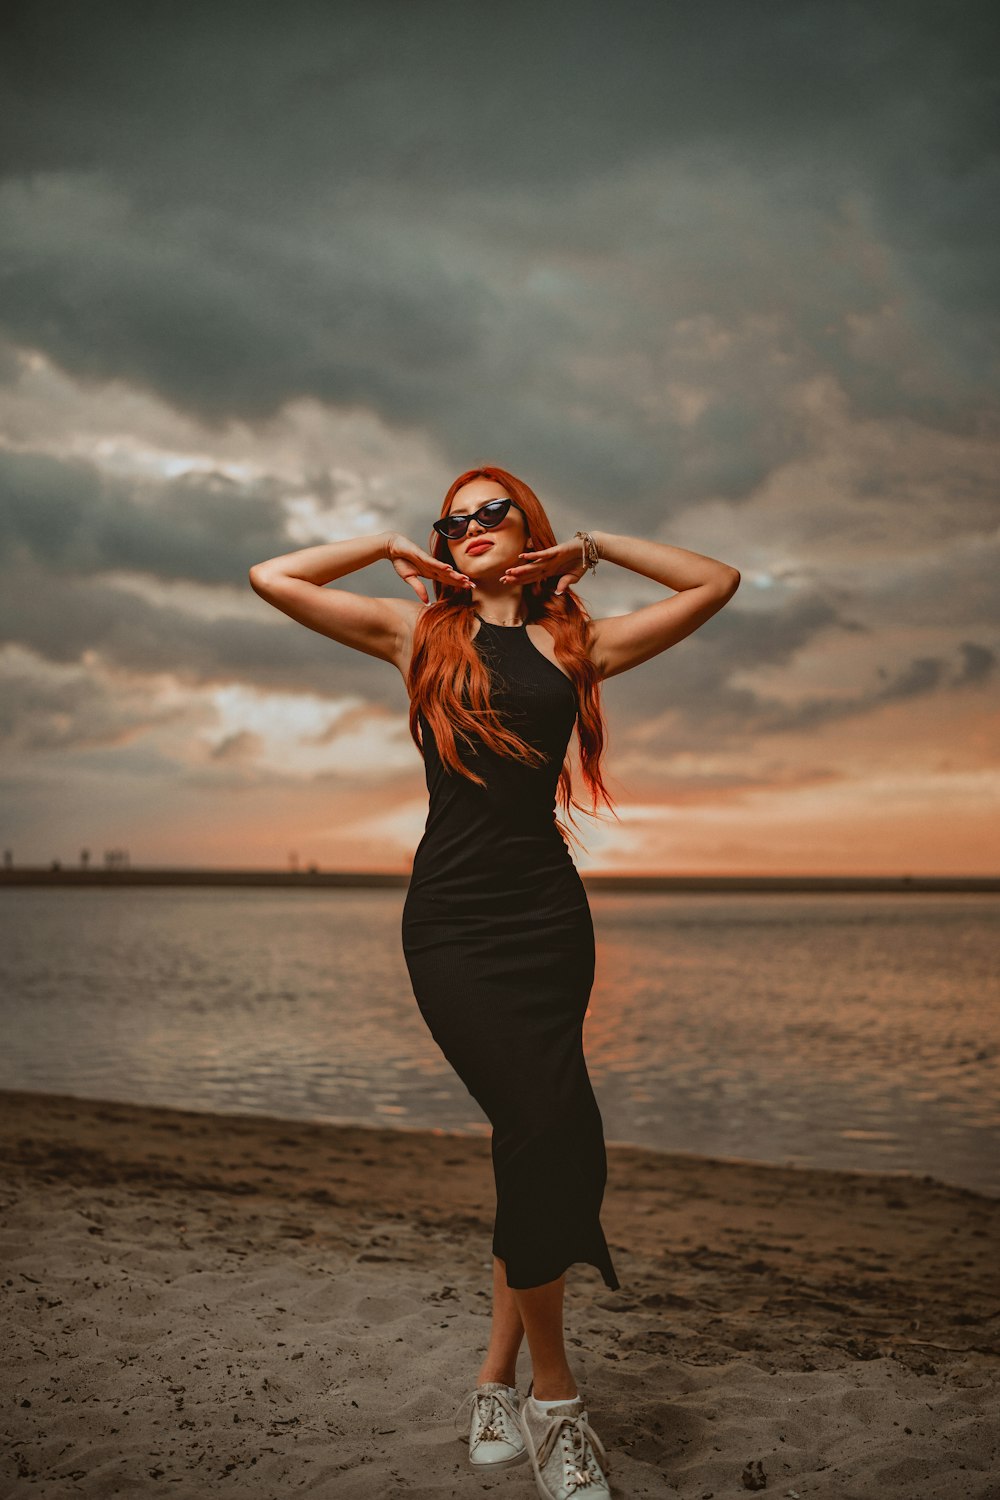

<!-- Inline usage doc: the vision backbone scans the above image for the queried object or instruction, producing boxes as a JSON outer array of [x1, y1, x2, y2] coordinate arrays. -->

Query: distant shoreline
[[1, 868, 997, 892]]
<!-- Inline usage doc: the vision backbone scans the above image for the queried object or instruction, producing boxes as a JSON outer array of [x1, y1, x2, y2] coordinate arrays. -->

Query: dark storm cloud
[[867, 640, 997, 700], [3, 1, 996, 203], [0, 553, 399, 702], [953, 640, 995, 685], [0, 448, 315, 584], [599, 582, 994, 747], [0, 0, 996, 514], [754, 639, 995, 733], [612, 638, 993, 746], [598, 585, 860, 739], [0, 659, 188, 752], [874, 654, 947, 701]]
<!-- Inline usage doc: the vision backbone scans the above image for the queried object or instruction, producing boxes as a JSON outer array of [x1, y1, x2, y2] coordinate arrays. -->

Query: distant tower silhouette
[[289, 850, 300, 873], [2, 849, 11, 870], [81, 848, 91, 869]]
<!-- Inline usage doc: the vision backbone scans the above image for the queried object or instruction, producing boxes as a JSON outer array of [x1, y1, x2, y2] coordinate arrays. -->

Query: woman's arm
[[248, 532, 465, 672], [585, 530, 740, 680]]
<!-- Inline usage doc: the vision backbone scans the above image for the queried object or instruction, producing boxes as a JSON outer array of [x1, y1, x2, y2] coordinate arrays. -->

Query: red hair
[[406, 465, 619, 852]]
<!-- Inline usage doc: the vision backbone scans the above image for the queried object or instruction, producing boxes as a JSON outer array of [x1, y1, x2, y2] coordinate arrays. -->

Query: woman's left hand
[[499, 538, 589, 597]]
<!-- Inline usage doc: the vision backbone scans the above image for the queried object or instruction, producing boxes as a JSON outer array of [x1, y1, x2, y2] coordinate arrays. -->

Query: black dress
[[401, 612, 620, 1292]]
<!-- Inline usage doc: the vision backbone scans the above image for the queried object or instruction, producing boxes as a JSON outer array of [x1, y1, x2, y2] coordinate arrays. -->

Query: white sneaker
[[453, 1380, 528, 1468], [519, 1392, 612, 1498]]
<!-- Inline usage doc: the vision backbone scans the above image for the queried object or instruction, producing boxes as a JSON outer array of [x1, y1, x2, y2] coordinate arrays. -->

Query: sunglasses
[[432, 496, 527, 541]]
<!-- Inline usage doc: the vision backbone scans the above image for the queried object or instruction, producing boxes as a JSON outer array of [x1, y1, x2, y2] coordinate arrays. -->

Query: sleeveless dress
[[401, 612, 620, 1292]]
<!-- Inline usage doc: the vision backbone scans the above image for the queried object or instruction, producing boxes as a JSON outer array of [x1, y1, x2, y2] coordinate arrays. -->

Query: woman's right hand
[[385, 532, 475, 605]]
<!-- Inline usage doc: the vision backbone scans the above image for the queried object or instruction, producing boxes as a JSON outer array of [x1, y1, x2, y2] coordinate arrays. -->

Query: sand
[[1, 1088, 997, 1499]]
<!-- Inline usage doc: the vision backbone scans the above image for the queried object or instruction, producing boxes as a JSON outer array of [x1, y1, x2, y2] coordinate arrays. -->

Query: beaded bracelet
[[574, 530, 601, 576]]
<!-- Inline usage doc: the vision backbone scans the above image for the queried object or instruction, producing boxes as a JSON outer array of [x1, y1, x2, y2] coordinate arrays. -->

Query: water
[[0, 888, 996, 1196]]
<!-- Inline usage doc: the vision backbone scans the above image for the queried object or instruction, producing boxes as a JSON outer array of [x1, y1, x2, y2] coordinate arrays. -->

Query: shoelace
[[535, 1407, 611, 1492], [452, 1384, 520, 1446]]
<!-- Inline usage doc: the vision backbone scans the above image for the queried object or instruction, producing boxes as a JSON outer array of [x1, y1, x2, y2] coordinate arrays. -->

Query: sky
[[0, 0, 997, 875]]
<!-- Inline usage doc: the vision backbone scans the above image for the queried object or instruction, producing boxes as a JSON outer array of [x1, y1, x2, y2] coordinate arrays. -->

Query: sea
[[0, 887, 996, 1197]]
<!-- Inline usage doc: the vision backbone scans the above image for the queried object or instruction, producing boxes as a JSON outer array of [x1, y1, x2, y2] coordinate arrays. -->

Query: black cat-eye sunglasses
[[432, 497, 528, 541]]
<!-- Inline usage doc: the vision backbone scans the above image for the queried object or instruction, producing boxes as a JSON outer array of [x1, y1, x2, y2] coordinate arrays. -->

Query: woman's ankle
[[477, 1365, 518, 1388], [529, 1371, 579, 1401]]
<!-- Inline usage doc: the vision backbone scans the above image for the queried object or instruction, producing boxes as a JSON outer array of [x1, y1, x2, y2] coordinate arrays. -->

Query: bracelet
[[574, 530, 600, 576]]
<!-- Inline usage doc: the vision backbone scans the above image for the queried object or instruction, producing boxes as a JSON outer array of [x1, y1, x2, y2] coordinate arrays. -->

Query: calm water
[[0, 888, 996, 1196]]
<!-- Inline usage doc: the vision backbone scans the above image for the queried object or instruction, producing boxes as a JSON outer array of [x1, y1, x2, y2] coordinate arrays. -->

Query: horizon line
[[2, 866, 997, 891]]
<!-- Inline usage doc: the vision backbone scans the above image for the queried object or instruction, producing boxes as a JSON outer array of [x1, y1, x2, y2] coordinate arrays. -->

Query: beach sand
[[1, 1089, 997, 1499]]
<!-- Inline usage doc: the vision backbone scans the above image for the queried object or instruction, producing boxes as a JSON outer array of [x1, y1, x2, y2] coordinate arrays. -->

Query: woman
[[249, 464, 740, 1498]]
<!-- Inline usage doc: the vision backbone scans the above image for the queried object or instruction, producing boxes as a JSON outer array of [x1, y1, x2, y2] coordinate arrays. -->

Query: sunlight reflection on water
[[0, 887, 996, 1194]]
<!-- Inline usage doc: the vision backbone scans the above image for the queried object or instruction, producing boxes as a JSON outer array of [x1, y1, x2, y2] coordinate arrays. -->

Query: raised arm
[[585, 531, 740, 680], [248, 531, 470, 677]]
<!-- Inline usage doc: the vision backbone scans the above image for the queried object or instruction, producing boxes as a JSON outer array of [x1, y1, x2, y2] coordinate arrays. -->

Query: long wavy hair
[[406, 465, 619, 851]]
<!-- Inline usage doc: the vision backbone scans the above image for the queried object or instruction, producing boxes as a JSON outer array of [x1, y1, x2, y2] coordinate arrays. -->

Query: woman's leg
[[476, 1255, 526, 1387], [510, 1273, 579, 1399]]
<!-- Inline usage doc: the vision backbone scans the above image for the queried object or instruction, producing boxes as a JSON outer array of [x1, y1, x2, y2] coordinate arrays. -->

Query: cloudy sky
[[1, 0, 997, 874]]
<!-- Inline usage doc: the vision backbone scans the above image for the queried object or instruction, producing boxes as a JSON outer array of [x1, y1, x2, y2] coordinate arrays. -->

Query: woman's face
[[445, 482, 530, 579]]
